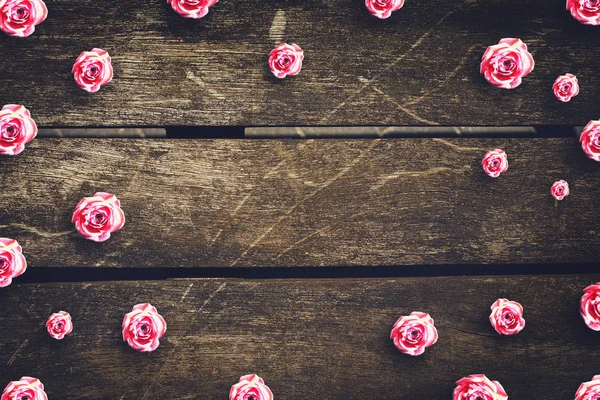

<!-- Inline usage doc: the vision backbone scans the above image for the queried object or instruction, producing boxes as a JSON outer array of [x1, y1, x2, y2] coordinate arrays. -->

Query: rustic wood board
[[1, 276, 600, 399], [1, 138, 599, 268], [0, 0, 599, 126]]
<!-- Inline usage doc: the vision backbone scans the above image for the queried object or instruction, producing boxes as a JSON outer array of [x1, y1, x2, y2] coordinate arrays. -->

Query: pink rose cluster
[[167, 0, 218, 19], [0, 0, 47, 37], [480, 38, 534, 89], [365, 0, 405, 19], [580, 282, 600, 331], [269, 43, 304, 79], [1, 377, 47, 400], [481, 149, 508, 178], [72, 192, 125, 242], [567, 0, 600, 25], [0, 238, 27, 288], [46, 311, 73, 340], [489, 298, 525, 336], [553, 73, 579, 102], [0, 105, 37, 156], [72, 48, 113, 93], [453, 374, 508, 400], [122, 303, 167, 352], [580, 120, 600, 162], [551, 180, 570, 201], [390, 311, 438, 356], [229, 374, 273, 400]]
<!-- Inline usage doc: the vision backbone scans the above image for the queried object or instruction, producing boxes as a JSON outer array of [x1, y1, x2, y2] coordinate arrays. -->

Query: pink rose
[[482, 149, 508, 178], [0, 104, 37, 156], [553, 73, 579, 102], [575, 375, 600, 400], [489, 298, 525, 335], [0, 238, 27, 288], [167, 0, 217, 18], [390, 311, 438, 356], [72, 192, 125, 242], [0, 0, 47, 37], [46, 311, 73, 340], [550, 180, 570, 200], [72, 48, 113, 93], [1, 377, 48, 400], [580, 120, 600, 162], [365, 0, 405, 19], [567, 0, 600, 25], [229, 374, 273, 400], [453, 374, 508, 400], [122, 303, 166, 352], [480, 38, 534, 89], [269, 43, 304, 79], [580, 282, 600, 330]]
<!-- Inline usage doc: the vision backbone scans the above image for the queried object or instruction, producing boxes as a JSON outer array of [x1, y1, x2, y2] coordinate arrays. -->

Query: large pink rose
[[229, 374, 273, 400], [482, 149, 508, 178], [72, 192, 125, 242], [567, 0, 600, 25], [453, 374, 508, 400], [575, 375, 600, 400], [0, 0, 47, 37], [167, 0, 218, 18], [489, 298, 525, 335], [365, 0, 405, 19], [269, 43, 304, 79], [46, 311, 73, 340], [0, 238, 27, 288], [553, 73, 579, 102], [1, 377, 48, 400], [0, 104, 37, 156], [390, 311, 438, 356], [122, 303, 166, 352], [580, 282, 600, 330], [580, 120, 600, 162], [480, 38, 534, 89], [72, 48, 113, 93], [551, 180, 570, 201]]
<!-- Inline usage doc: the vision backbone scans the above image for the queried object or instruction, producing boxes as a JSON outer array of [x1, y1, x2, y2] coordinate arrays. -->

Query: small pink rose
[[0, 238, 27, 288], [46, 311, 73, 340], [72, 48, 113, 93], [453, 374, 508, 400], [365, 0, 405, 19], [550, 180, 570, 200], [580, 282, 600, 330], [567, 0, 600, 25], [269, 43, 304, 79], [0, 0, 47, 37], [480, 38, 534, 89], [1, 377, 48, 400], [72, 192, 125, 242], [167, 0, 217, 18], [229, 374, 273, 400], [489, 298, 525, 335], [122, 303, 166, 352], [390, 311, 438, 356], [0, 104, 37, 156], [580, 120, 600, 162], [482, 149, 508, 178], [575, 375, 600, 400], [553, 73, 579, 102]]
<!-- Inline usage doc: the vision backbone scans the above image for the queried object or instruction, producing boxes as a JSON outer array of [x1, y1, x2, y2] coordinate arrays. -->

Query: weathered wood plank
[[1, 276, 600, 399], [1, 138, 599, 268], [0, 0, 599, 126]]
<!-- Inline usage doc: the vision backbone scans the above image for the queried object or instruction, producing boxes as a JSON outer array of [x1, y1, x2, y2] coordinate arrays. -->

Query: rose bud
[[229, 374, 273, 400], [580, 120, 600, 162], [489, 298, 525, 335], [122, 303, 166, 352], [1, 377, 48, 400], [482, 149, 508, 178], [46, 311, 73, 340], [553, 73, 579, 102], [269, 43, 304, 79], [480, 38, 534, 89], [72, 192, 125, 242], [580, 282, 600, 330], [167, 0, 218, 18], [72, 48, 113, 93], [453, 374, 508, 400], [365, 0, 405, 19], [575, 375, 600, 400], [0, 104, 37, 156], [390, 311, 438, 356], [0, 238, 27, 288], [0, 0, 47, 37], [550, 180, 570, 200], [567, 0, 600, 25]]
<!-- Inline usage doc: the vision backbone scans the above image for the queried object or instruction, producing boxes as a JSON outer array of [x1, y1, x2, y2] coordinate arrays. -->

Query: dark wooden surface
[[0, 0, 599, 127], [1, 275, 599, 399], [1, 138, 599, 268]]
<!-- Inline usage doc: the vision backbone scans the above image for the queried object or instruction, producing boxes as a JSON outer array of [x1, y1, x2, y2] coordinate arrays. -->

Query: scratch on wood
[[269, 10, 286, 43], [370, 167, 459, 191], [186, 71, 226, 100], [373, 87, 440, 125], [180, 283, 194, 302], [0, 223, 72, 238], [7, 339, 28, 366], [433, 138, 489, 152]]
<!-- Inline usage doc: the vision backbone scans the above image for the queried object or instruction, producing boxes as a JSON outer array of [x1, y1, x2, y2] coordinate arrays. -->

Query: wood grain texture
[[1, 138, 599, 268], [0, 0, 599, 126], [1, 276, 600, 399]]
